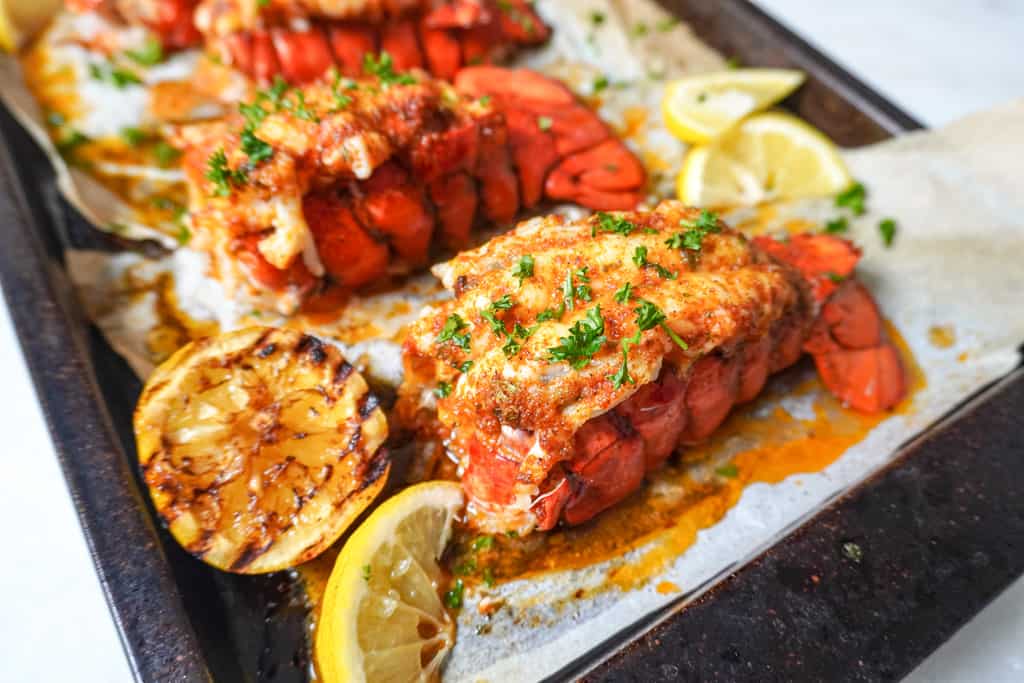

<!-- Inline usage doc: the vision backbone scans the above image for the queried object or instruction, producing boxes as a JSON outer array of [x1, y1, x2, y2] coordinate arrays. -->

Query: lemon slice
[[662, 69, 805, 143], [134, 327, 390, 573], [316, 481, 465, 683], [0, 0, 61, 52], [677, 111, 852, 207]]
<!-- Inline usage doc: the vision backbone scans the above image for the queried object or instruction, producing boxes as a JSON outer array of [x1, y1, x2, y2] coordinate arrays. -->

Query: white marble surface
[[1, 1, 1021, 681]]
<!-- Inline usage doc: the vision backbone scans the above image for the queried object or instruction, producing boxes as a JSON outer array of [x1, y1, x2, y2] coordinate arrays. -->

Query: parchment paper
[[2, 1, 1023, 681]]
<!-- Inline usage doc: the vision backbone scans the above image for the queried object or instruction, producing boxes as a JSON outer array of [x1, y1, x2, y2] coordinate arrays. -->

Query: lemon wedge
[[134, 328, 390, 573], [0, 0, 61, 52], [662, 68, 806, 143], [316, 481, 465, 683], [677, 111, 852, 207]]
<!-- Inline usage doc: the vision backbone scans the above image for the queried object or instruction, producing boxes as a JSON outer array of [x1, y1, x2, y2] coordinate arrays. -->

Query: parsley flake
[[592, 211, 637, 237], [363, 52, 416, 86], [632, 246, 677, 279], [89, 62, 142, 89], [119, 126, 147, 147], [879, 218, 897, 247], [472, 535, 495, 552], [836, 182, 867, 215], [536, 304, 564, 323], [240, 128, 273, 164], [362, 564, 371, 581], [444, 578, 465, 609], [511, 254, 535, 285], [537, 115, 553, 131], [715, 463, 739, 478], [434, 381, 453, 399], [547, 306, 607, 370], [152, 141, 181, 168], [124, 38, 164, 66], [205, 148, 247, 197], [437, 313, 471, 351], [825, 216, 849, 234], [613, 282, 634, 304]]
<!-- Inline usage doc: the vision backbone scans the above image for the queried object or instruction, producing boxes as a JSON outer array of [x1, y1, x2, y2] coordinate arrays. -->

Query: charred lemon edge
[[134, 327, 390, 574]]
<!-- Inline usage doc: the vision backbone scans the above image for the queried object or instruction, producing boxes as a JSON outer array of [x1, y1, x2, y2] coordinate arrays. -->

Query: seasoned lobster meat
[[172, 63, 645, 312], [398, 202, 906, 534]]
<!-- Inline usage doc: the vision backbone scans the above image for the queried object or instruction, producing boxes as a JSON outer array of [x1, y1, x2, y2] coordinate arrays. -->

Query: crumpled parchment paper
[[2, 0, 1022, 680]]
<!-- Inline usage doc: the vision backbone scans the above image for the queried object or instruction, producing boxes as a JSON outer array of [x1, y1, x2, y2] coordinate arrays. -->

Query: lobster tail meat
[[195, 0, 550, 85], [66, 0, 203, 48], [171, 65, 645, 311], [456, 66, 647, 211], [398, 202, 907, 534]]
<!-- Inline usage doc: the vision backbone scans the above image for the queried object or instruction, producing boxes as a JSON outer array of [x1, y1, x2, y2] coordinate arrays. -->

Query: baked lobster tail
[[172, 65, 644, 311], [197, 0, 548, 84], [399, 201, 906, 534]]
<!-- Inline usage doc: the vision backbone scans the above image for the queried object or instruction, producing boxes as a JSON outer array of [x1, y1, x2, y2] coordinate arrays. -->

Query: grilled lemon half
[[135, 327, 390, 574]]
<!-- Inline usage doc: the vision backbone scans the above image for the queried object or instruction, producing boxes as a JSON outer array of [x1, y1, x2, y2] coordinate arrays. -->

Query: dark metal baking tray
[[0, 1, 1019, 681]]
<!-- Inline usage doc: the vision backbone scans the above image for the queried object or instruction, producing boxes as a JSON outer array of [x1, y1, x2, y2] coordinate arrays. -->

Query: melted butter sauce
[[297, 322, 924, 628], [21, 32, 189, 241]]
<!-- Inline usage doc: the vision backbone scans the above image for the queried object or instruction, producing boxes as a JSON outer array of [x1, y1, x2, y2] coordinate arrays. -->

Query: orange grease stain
[[657, 581, 681, 595], [928, 324, 956, 349], [617, 107, 648, 141]]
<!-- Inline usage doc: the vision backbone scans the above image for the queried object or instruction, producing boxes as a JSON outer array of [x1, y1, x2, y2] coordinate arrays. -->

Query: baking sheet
[[2, 1, 1023, 681]]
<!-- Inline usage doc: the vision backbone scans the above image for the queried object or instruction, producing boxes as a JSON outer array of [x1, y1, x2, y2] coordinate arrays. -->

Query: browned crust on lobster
[[172, 65, 645, 311], [397, 202, 906, 533]]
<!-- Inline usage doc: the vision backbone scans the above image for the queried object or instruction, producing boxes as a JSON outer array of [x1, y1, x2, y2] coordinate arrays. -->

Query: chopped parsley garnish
[[825, 216, 849, 234], [631, 21, 649, 38], [124, 38, 164, 66], [501, 336, 521, 357], [590, 10, 606, 26], [204, 148, 247, 197], [437, 313, 471, 351], [613, 282, 634, 304], [611, 300, 687, 388], [482, 567, 496, 587], [562, 267, 592, 310], [363, 52, 416, 86], [511, 254, 535, 285], [496, 0, 536, 34], [56, 129, 90, 154], [513, 322, 538, 339], [458, 360, 474, 373], [878, 218, 897, 247], [593, 75, 609, 93], [175, 223, 192, 246], [152, 141, 181, 168], [726, 56, 742, 69], [632, 245, 677, 280], [536, 304, 565, 323], [239, 101, 268, 129], [361, 564, 371, 581], [434, 381, 453, 399], [592, 211, 636, 237], [472, 535, 495, 552], [547, 306, 607, 370], [842, 541, 864, 563], [481, 295, 513, 337], [825, 271, 846, 283], [715, 463, 739, 478], [657, 17, 679, 31], [240, 128, 274, 164], [119, 126, 147, 147], [478, 95, 492, 107], [444, 578, 465, 609], [329, 70, 356, 112], [836, 181, 867, 215], [537, 115, 553, 131], [282, 90, 318, 122], [666, 209, 720, 253], [259, 76, 290, 110], [89, 62, 143, 89]]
